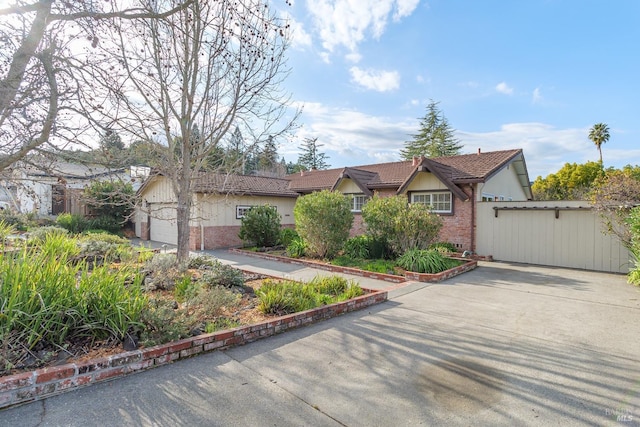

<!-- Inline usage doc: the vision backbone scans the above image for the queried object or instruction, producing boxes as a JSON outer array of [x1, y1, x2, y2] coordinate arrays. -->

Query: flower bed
[[229, 249, 478, 283], [0, 287, 387, 409]]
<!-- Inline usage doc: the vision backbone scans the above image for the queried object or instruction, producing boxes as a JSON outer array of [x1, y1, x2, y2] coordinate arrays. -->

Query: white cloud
[[458, 123, 599, 179], [532, 87, 542, 104], [495, 82, 514, 95], [307, 0, 420, 58], [349, 66, 400, 92], [284, 107, 640, 179], [394, 0, 421, 21], [284, 102, 414, 163], [285, 14, 312, 49], [345, 52, 362, 63]]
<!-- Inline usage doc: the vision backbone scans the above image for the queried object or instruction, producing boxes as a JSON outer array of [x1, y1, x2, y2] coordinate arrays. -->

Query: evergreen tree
[[298, 137, 330, 170], [400, 100, 463, 159], [258, 136, 278, 173]]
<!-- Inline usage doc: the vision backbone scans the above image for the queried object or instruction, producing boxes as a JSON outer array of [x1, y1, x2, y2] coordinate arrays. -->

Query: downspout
[[470, 185, 475, 253]]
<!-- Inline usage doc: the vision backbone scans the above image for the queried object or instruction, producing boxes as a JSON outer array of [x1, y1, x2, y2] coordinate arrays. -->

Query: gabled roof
[[138, 172, 299, 198], [286, 149, 532, 200], [193, 173, 299, 198]]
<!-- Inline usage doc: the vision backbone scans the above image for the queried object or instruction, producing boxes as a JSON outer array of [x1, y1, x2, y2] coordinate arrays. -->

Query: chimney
[[300, 170, 305, 177], [412, 156, 419, 166], [477, 148, 481, 155]]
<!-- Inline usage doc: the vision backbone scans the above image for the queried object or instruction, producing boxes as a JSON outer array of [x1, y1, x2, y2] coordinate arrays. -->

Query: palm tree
[[588, 123, 610, 164]]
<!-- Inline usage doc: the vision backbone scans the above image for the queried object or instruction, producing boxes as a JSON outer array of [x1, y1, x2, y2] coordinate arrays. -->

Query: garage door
[[149, 204, 178, 245]]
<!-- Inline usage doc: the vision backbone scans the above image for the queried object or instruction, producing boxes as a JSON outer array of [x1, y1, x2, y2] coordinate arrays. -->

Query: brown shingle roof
[[431, 149, 522, 182], [286, 149, 525, 193], [193, 173, 299, 197]]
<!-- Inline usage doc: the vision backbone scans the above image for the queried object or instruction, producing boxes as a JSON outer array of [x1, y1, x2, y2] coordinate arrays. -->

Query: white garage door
[[149, 204, 178, 245]]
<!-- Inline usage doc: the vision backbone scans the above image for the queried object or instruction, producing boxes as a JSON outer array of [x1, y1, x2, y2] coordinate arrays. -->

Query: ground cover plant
[[0, 230, 365, 375]]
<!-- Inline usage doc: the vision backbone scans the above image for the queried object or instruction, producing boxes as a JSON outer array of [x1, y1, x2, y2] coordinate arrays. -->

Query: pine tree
[[298, 137, 330, 170], [257, 136, 279, 174], [400, 100, 463, 159]]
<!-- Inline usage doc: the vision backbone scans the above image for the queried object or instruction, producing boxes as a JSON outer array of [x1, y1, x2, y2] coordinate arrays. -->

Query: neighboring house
[[136, 149, 531, 252], [287, 148, 532, 252], [3, 161, 149, 216], [135, 172, 299, 250]]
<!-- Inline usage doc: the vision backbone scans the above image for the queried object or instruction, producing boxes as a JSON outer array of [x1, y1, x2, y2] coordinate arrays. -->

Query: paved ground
[[1, 251, 639, 426]]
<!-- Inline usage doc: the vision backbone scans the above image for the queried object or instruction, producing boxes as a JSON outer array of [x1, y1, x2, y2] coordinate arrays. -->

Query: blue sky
[[275, 0, 640, 180]]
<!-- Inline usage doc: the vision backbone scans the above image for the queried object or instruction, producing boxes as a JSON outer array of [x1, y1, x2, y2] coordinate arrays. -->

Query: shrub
[[626, 206, 640, 285], [429, 241, 457, 253], [343, 235, 370, 259], [188, 254, 217, 269], [198, 260, 244, 289], [362, 195, 442, 255], [396, 248, 459, 274], [0, 220, 16, 246], [56, 213, 89, 234], [256, 276, 364, 315], [87, 215, 122, 234], [83, 180, 134, 225], [238, 205, 281, 248], [27, 225, 68, 243], [0, 246, 146, 369], [279, 228, 299, 247], [294, 190, 353, 259], [286, 237, 306, 258]]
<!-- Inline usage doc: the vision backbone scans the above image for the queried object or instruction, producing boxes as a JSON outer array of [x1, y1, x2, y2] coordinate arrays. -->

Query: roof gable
[[286, 149, 531, 199]]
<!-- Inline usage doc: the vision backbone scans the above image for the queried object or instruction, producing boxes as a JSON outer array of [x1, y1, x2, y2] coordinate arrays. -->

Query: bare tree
[[0, 1, 194, 173], [87, 0, 297, 263]]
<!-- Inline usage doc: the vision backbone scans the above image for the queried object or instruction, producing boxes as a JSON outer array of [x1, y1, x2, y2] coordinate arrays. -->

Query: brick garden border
[[229, 248, 478, 283], [0, 289, 387, 410]]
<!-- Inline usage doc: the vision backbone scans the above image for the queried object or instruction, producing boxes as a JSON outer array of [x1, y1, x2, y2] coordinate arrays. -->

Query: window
[[350, 194, 367, 212], [236, 205, 277, 219], [411, 191, 452, 213], [481, 193, 495, 202], [236, 205, 254, 219]]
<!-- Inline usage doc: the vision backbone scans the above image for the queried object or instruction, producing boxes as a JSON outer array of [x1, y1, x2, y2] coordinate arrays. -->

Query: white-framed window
[[481, 193, 495, 202], [411, 191, 452, 213], [349, 194, 367, 212], [236, 205, 254, 219], [236, 205, 277, 219]]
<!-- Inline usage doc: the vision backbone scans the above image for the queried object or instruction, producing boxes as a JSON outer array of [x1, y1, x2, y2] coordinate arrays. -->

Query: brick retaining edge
[[0, 289, 387, 410], [229, 249, 478, 283]]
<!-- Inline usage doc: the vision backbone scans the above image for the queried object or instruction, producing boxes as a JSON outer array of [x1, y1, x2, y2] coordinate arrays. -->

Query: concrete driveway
[[1, 261, 639, 426]]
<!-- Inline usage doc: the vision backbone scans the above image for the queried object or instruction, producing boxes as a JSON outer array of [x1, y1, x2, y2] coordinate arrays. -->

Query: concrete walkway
[[2, 248, 639, 426]]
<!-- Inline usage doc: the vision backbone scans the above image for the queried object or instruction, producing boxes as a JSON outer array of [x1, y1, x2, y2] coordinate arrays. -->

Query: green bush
[[362, 195, 443, 255], [88, 215, 123, 234], [294, 190, 353, 259], [429, 241, 457, 253], [198, 260, 244, 288], [626, 206, 640, 285], [286, 237, 307, 258], [238, 205, 281, 248], [27, 225, 68, 243], [0, 220, 16, 246], [396, 248, 459, 274], [256, 276, 363, 315], [279, 228, 299, 247], [0, 245, 146, 370], [56, 213, 89, 234], [83, 180, 134, 224], [343, 235, 370, 259]]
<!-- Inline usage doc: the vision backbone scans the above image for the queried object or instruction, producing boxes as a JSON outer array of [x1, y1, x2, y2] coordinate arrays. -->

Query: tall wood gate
[[475, 201, 631, 273]]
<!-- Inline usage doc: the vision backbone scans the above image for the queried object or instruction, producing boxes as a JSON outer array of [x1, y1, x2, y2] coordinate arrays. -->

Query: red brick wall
[[437, 185, 474, 251], [346, 186, 476, 252], [351, 214, 365, 236]]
